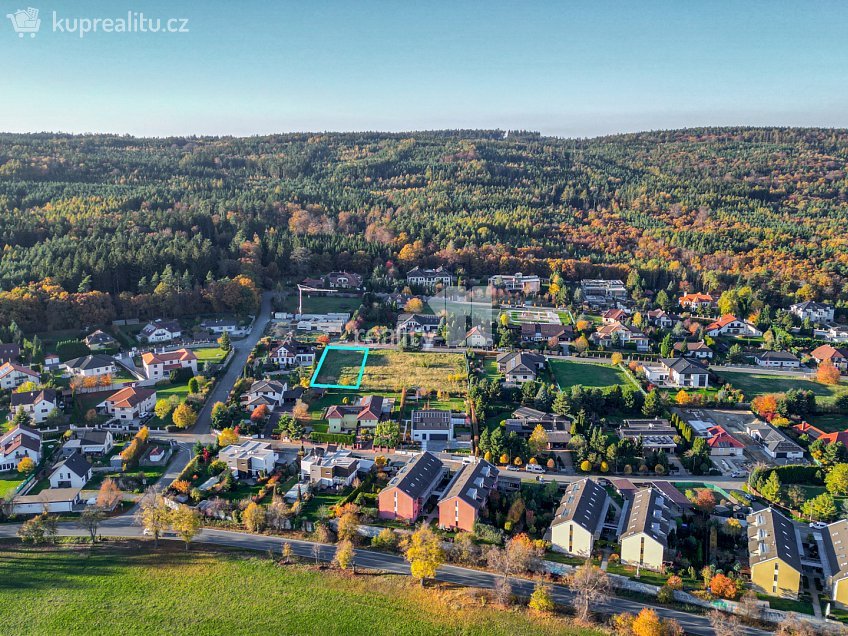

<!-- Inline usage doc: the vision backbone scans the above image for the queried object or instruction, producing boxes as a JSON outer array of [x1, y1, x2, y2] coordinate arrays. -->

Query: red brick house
[[377, 452, 446, 523], [438, 460, 499, 532]]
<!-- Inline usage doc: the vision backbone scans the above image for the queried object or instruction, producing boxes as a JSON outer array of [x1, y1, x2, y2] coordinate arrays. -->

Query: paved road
[[0, 521, 769, 636], [191, 291, 275, 436]]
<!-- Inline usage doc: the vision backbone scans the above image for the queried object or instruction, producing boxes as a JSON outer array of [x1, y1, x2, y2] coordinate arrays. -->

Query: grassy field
[[192, 347, 229, 363], [549, 359, 629, 389], [805, 413, 848, 433], [312, 348, 368, 387], [279, 294, 364, 315], [720, 371, 848, 403], [359, 350, 466, 393], [0, 473, 24, 497], [0, 544, 604, 636]]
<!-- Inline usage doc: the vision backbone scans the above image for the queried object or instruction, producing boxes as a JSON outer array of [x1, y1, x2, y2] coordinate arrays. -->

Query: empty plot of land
[[312, 348, 368, 388], [504, 309, 563, 324], [721, 370, 848, 403], [549, 359, 630, 389], [359, 350, 466, 394]]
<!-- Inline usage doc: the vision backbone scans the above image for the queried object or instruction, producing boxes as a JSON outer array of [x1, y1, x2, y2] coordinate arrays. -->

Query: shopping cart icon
[[6, 7, 41, 38]]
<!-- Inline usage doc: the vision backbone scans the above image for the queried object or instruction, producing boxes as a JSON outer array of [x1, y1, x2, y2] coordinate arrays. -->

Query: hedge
[[311, 432, 355, 445]]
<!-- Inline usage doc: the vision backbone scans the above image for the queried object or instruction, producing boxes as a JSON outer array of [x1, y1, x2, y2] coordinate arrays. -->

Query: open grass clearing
[[720, 370, 848, 403], [549, 359, 630, 389], [0, 472, 24, 497], [0, 543, 604, 636], [279, 293, 364, 315], [358, 350, 466, 394], [312, 347, 368, 388]]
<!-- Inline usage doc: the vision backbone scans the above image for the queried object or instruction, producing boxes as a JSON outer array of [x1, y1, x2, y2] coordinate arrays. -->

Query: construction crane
[[296, 284, 338, 315]]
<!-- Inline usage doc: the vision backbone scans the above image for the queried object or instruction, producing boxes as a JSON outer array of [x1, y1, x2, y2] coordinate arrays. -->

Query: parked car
[[810, 521, 828, 530], [730, 471, 746, 478], [525, 463, 545, 474]]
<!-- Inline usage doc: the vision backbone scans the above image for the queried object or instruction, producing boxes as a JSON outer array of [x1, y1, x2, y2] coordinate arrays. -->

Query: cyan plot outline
[[309, 345, 370, 389]]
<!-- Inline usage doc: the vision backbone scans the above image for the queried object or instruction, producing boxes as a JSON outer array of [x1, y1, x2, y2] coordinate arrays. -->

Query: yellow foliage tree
[[243, 502, 266, 533], [404, 525, 444, 586], [172, 403, 197, 429], [580, 460, 592, 472], [818, 360, 841, 385], [16, 457, 35, 474], [217, 427, 240, 447], [611, 352, 623, 365], [675, 390, 691, 405]]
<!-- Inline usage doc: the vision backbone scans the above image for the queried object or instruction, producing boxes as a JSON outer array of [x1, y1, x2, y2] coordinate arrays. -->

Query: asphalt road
[[191, 291, 275, 436], [0, 522, 770, 636]]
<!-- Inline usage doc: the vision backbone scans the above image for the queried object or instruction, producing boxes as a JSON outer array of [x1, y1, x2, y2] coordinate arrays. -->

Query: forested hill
[[0, 127, 846, 327]]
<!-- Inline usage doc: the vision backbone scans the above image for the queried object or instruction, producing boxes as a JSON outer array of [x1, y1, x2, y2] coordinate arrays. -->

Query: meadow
[[0, 544, 605, 636], [549, 359, 630, 389], [719, 370, 848, 403], [359, 350, 467, 393], [312, 347, 368, 387]]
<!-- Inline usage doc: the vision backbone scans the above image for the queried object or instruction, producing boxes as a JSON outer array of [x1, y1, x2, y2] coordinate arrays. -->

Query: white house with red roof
[[99, 386, 157, 421], [811, 345, 848, 373], [326, 395, 393, 433], [0, 362, 40, 390], [706, 425, 744, 457], [705, 314, 762, 338], [679, 293, 715, 310], [0, 425, 42, 471], [141, 349, 198, 381]]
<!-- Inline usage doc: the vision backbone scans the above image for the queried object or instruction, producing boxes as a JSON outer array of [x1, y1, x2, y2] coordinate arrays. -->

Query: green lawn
[[720, 371, 848, 403], [549, 359, 629, 389], [0, 473, 24, 497], [0, 544, 603, 636], [313, 348, 368, 387], [757, 593, 815, 615], [804, 413, 848, 433], [192, 347, 229, 364]]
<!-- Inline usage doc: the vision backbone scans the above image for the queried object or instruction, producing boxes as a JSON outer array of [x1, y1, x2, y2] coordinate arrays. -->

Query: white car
[[810, 521, 828, 530], [524, 463, 545, 474]]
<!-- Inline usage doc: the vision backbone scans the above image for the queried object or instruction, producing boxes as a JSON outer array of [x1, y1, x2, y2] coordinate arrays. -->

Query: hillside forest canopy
[[0, 127, 847, 330]]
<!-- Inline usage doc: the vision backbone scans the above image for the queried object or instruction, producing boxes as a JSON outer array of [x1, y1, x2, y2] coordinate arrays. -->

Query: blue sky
[[1, 0, 847, 137]]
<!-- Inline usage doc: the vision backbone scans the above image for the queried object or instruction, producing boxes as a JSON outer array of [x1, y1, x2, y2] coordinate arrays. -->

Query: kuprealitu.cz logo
[[6, 6, 190, 39]]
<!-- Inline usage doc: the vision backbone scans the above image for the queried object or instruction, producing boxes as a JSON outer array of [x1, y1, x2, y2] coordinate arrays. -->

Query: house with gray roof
[[378, 451, 447, 523], [747, 508, 802, 598], [619, 487, 676, 571], [437, 460, 499, 532], [549, 478, 610, 558]]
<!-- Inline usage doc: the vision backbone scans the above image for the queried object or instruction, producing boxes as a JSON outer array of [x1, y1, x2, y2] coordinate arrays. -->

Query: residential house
[[411, 409, 460, 443], [811, 345, 848, 372], [49, 452, 92, 489], [581, 279, 628, 307], [378, 451, 447, 523], [747, 422, 805, 460], [241, 379, 289, 410], [504, 407, 571, 438], [646, 309, 680, 329], [464, 326, 493, 348], [791, 422, 848, 448], [139, 319, 182, 343], [295, 313, 349, 333], [488, 273, 541, 294], [301, 447, 369, 489], [0, 343, 21, 363], [822, 520, 848, 608], [326, 395, 393, 433], [591, 322, 650, 352], [790, 301, 835, 324], [0, 362, 40, 390], [84, 330, 118, 350], [62, 354, 116, 378], [519, 323, 573, 344], [438, 460, 499, 532], [815, 324, 848, 344], [269, 339, 316, 368], [673, 341, 713, 360], [650, 481, 693, 516], [396, 313, 441, 335], [619, 487, 675, 571], [752, 351, 801, 369], [602, 308, 629, 324], [327, 271, 364, 289], [62, 429, 114, 457], [549, 479, 610, 558], [12, 488, 82, 515], [643, 357, 709, 389], [497, 351, 546, 384], [218, 441, 278, 477], [678, 293, 715, 311], [747, 508, 802, 599], [705, 426, 744, 457], [10, 389, 59, 425], [406, 266, 455, 288], [618, 419, 678, 452], [0, 425, 42, 471], [705, 314, 762, 338], [43, 354, 60, 370], [200, 318, 240, 334], [99, 386, 156, 421], [141, 349, 198, 381]]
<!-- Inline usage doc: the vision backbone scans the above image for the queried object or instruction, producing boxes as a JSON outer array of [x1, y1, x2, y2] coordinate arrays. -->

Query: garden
[[549, 359, 631, 390]]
